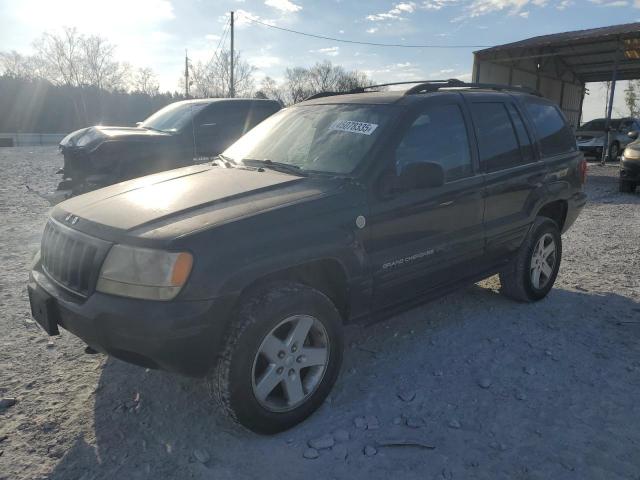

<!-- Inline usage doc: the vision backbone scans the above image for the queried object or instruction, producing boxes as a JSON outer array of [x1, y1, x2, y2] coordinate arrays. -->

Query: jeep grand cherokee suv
[[28, 80, 587, 434]]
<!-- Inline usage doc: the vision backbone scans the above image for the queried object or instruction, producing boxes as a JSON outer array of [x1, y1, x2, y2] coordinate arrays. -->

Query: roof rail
[[404, 79, 542, 96], [303, 79, 541, 102]]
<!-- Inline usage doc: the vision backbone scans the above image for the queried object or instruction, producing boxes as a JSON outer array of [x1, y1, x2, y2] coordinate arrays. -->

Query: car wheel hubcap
[[530, 233, 557, 290], [251, 315, 329, 412]]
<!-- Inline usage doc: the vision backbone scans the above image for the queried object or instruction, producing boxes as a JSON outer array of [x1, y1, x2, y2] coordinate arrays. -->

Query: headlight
[[96, 245, 193, 300]]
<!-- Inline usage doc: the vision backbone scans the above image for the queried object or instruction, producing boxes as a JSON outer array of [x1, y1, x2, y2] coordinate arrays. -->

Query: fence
[[0, 133, 66, 147]]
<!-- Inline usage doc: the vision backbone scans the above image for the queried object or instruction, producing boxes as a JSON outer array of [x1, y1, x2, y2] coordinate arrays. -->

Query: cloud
[[264, 0, 302, 13], [366, 2, 417, 21], [310, 46, 340, 56], [589, 0, 629, 6]]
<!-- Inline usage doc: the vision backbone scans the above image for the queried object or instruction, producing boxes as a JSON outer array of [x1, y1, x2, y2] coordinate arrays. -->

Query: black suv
[[28, 80, 587, 433], [57, 98, 281, 194]]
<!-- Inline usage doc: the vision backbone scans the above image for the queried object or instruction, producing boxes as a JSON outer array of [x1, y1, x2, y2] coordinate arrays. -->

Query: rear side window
[[395, 104, 473, 182], [470, 102, 522, 172], [506, 104, 534, 164], [524, 101, 576, 157]]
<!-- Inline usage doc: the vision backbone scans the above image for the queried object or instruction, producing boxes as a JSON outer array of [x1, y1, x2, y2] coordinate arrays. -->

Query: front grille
[[41, 220, 108, 296]]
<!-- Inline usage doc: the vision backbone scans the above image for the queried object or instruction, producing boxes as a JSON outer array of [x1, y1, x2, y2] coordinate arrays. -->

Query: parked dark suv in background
[[57, 98, 281, 194], [28, 80, 586, 433]]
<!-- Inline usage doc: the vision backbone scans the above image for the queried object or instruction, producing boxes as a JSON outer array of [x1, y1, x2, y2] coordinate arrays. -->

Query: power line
[[239, 14, 491, 49]]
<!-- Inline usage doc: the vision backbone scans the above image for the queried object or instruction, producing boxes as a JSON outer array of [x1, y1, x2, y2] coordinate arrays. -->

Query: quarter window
[[395, 104, 473, 182], [470, 102, 522, 172], [524, 101, 576, 156]]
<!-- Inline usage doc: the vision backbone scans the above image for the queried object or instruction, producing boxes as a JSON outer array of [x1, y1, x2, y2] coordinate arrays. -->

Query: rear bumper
[[620, 159, 640, 183], [562, 191, 587, 234], [28, 267, 237, 377]]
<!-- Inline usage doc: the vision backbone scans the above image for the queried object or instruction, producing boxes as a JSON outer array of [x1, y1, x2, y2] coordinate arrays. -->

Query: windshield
[[223, 104, 397, 174], [578, 119, 621, 131], [140, 102, 208, 132]]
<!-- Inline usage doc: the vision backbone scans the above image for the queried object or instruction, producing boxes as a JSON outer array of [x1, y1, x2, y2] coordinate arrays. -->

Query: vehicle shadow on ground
[[47, 285, 640, 480]]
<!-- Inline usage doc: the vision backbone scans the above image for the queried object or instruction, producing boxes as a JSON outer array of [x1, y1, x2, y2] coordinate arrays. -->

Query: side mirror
[[398, 162, 444, 190], [628, 130, 639, 139], [135, 121, 143, 127]]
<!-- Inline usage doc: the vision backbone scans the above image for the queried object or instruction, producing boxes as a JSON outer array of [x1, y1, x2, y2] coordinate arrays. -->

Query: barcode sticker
[[329, 120, 379, 135]]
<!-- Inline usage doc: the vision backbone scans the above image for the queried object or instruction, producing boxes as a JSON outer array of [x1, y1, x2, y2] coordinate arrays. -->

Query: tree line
[[0, 27, 371, 133]]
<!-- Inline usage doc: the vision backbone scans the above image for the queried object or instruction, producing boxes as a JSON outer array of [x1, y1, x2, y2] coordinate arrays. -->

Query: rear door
[[366, 96, 485, 309], [466, 94, 547, 259]]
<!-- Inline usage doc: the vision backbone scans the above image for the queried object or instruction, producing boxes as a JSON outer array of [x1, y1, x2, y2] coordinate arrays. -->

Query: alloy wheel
[[530, 233, 557, 289], [251, 315, 329, 412]]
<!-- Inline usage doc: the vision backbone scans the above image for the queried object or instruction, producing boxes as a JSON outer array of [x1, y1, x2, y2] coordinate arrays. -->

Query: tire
[[499, 217, 562, 303], [619, 180, 635, 193], [211, 282, 343, 434]]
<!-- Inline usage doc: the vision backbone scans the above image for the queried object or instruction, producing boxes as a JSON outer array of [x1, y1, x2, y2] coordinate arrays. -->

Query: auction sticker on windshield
[[329, 120, 378, 135]]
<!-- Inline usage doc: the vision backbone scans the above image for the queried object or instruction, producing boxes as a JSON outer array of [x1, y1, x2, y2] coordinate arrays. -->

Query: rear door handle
[[439, 200, 454, 207]]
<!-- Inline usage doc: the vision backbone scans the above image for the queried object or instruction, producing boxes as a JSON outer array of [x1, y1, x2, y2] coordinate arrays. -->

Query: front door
[[366, 97, 485, 310]]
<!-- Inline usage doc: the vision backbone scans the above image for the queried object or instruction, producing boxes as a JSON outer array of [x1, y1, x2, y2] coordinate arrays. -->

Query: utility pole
[[184, 49, 190, 99], [230, 11, 235, 98]]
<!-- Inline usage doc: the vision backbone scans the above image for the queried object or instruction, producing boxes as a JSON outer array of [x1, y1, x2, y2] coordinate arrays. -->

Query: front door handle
[[439, 200, 454, 207]]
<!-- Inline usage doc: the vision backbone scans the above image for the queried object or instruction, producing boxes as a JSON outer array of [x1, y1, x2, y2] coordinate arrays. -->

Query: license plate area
[[28, 287, 60, 336]]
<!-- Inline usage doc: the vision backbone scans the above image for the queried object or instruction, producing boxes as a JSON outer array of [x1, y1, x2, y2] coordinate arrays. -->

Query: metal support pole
[[230, 11, 235, 98], [602, 54, 619, 165], [185, 49, 189, 99]]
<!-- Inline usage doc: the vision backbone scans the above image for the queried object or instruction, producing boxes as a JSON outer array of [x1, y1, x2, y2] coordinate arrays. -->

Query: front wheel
[[500, 217, 562, 302], [211, 282, 343, 434]]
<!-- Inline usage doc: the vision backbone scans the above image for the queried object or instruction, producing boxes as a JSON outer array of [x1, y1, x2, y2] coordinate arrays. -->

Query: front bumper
[[28, 266, 237, 377], [620, 158, 640, 183]]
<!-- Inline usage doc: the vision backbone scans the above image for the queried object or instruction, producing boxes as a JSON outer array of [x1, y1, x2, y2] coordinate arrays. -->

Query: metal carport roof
[[474, 22, 640, 83]]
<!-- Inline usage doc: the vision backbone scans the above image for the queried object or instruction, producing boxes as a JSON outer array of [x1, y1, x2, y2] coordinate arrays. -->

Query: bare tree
[[279, 61, 371, 105], [81, 35, 129, 91], [190, 50, 255, 98], [625, 80, 640, 118], [0, 50, 44, 79], [282, 67, 313, 105], [255, 76, 285, 104], [133, 67, 160, 96], [32, 27, 129, 91]]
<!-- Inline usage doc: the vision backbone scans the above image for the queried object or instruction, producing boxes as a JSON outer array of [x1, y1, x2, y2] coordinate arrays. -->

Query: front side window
[[141, 102, 208, 132], [470, 102, 522, 172], [525, 101, 576, 156], [223, 104, 397, 174], [395, 104, 473, 182]]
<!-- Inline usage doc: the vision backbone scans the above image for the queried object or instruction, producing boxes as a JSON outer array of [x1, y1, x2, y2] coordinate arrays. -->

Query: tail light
[[579, 157, 588, 185]]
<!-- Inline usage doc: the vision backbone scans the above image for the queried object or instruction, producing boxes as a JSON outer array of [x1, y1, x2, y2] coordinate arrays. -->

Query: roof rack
[[303, 78, 541, 102], [403, 79, 542, 96]]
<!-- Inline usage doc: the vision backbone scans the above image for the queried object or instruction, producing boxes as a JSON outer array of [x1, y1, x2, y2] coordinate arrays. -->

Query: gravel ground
[[1, 147, 639, 480]]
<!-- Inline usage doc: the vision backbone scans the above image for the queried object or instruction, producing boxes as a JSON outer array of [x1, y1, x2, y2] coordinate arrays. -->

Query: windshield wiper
[[242, 159, 308, 176]]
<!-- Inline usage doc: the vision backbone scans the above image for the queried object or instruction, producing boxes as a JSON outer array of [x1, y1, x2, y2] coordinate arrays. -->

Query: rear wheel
[[500, 217, 562, 302], [211, 282, 343, 434]]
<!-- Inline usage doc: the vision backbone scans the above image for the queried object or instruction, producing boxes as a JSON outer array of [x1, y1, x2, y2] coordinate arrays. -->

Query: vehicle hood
[[53, 165, 335, 238], [59, 125, 171, 151]]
